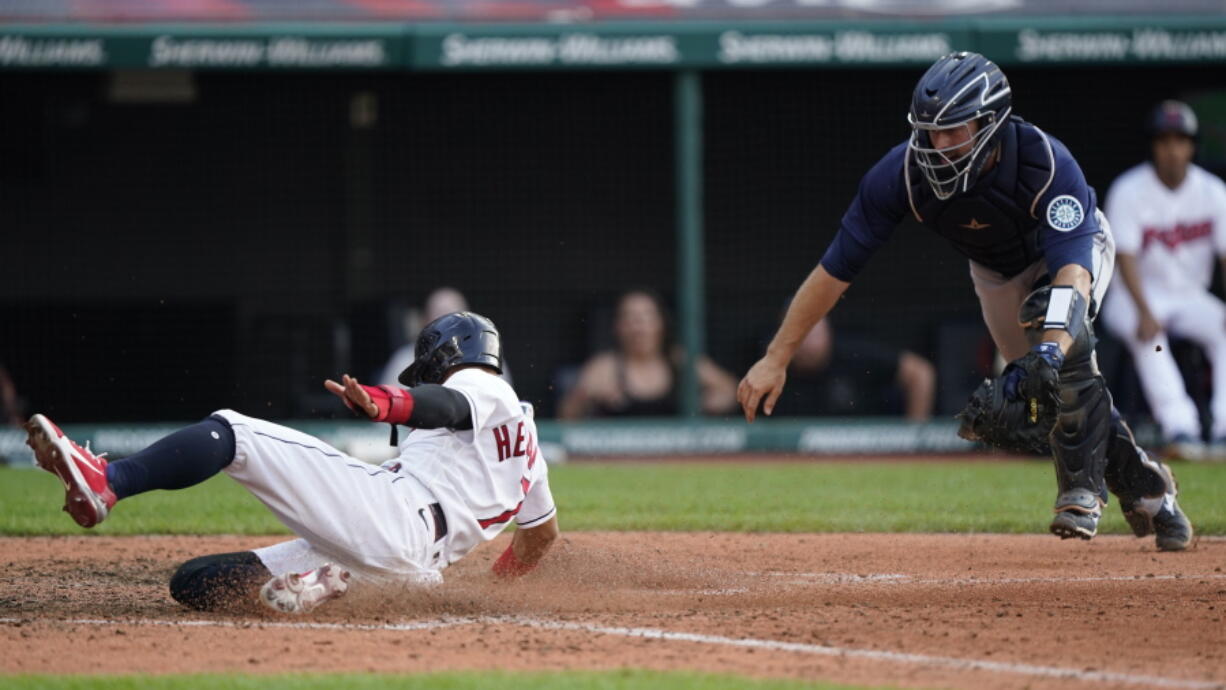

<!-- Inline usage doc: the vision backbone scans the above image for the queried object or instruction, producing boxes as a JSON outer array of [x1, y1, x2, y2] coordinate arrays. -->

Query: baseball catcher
[[26, 312, 559, 613], [739, 51, 1192, 550]]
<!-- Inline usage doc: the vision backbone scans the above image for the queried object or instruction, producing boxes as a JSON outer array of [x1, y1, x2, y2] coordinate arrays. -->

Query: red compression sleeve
[[358, 385, 415, 425], [491, 544, 536, 578]]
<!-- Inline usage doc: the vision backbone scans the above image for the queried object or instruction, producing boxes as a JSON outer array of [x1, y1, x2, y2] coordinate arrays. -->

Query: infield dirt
[[2, 532, 1223, 689]]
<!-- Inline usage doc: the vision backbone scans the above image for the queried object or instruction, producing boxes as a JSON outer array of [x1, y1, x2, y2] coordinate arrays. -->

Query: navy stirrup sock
[[105, 416, 237, 500]]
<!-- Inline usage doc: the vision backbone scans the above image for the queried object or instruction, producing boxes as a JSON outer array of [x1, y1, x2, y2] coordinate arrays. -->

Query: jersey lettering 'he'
[[491, 422, 539, 466], [1141, 220, 1212, 251]]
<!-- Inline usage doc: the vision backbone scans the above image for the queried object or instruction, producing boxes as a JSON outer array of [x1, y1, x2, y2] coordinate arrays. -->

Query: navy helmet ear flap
[[400, 360, 423, 387]]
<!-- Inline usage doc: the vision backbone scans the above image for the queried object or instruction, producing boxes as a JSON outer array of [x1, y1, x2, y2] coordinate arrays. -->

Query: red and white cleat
[[260, 564, 351, 615], [24, 413, 117, 528]]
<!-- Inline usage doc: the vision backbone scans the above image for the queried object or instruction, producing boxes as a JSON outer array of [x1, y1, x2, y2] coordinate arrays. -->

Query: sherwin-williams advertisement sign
[[417, 27, 957, 68], [0, 35, 106, 67], [995, 26, 1226, 63], [4, 18, 1226, 71], [0, 27, 402, 69]]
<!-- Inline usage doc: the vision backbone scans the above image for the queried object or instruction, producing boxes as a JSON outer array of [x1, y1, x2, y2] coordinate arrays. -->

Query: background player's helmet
[[399, 311, 503, 386], [1147, 100, 1198, 139], [908, 51, 1013, 200]]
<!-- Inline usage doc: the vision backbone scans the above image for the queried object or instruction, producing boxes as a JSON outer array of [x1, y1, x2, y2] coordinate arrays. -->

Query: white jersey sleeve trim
[[516, 471, 555, 528], [516, 506, 557, 528]]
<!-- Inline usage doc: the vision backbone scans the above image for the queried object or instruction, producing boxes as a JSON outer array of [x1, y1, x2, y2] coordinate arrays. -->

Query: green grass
[[5, 672, 875, 690], [0, 470, 287, 535], [2, 460, 1223, 536]]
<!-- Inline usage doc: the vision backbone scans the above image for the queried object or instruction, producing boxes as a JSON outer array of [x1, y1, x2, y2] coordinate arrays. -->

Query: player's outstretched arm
[[493, 516, 559, 578], [738, 265, 850, 422], [325, 374, 380, 417], [324, 374, 473, 430]]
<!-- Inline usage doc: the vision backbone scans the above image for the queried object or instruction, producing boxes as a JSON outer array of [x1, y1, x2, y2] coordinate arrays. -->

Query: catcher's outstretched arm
[[738, 264, 849, 422], [766, 265, 850, 365]]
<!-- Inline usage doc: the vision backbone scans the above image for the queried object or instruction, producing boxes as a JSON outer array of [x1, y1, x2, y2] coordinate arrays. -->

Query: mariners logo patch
[[1046, 195, 1084, 232]]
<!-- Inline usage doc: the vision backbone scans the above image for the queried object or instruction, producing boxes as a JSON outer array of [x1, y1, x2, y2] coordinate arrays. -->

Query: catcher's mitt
[[957, 375, 1056, 456]]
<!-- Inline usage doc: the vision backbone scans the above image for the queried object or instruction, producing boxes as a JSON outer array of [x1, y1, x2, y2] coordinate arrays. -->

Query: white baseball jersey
[[217, 368, 554, 584], [1101, 162, 1226, 441], [395, 367, 555, 566], [1105, 162, 1226, 293]]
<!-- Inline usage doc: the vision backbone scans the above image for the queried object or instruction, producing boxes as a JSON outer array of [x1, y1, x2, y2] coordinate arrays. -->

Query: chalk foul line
[[752, 572, 1226, 587], [510, 617, 1224, 690]]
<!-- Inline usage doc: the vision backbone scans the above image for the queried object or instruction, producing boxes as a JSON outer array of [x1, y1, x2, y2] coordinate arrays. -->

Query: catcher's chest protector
[[907, 118, 1053, 278]]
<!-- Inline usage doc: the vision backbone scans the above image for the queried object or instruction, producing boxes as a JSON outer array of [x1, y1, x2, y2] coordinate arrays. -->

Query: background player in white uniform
[[25, 311, 558, 614], [1101, 101, 1226, 460]]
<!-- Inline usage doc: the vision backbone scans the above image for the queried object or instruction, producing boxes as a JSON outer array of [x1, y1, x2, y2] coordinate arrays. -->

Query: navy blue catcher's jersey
[[820, 116, 1101, 282]]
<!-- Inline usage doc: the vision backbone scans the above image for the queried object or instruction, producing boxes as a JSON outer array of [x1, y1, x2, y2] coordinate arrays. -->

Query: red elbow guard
[[361, 385, 415, 425], [491, 544, 535, 578]]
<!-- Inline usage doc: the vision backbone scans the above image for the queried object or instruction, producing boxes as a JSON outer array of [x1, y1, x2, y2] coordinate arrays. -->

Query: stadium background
[[4, 4, 1226, 689], [1, 1, 1225, 454]]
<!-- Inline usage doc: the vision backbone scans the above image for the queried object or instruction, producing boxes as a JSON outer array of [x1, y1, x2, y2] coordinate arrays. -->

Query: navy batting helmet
[[908, 51, 1013, 200], [1148, 100, 1198, 139], [399, 311, 503, 386]]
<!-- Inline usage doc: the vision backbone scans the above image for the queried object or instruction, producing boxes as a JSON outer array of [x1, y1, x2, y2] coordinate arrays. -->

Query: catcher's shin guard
[[1104, 409, 1193, 550], [1019, 285, 1111, 540], [1048, 373, 1112, 539], [1105, 408, 1170, 525]]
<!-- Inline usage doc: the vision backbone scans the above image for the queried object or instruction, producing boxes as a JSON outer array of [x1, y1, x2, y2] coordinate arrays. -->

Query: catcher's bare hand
[[324, 374, 380, 418], [737, 356, 787, 423]]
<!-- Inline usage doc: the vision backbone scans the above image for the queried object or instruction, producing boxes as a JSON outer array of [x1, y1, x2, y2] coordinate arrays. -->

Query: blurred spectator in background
[[1101, 100, 1226, 461], [770, 318, 935, 421], [0, 361, 22, 427], [377, 287, 512, 387], [559, 289, 737, 418]]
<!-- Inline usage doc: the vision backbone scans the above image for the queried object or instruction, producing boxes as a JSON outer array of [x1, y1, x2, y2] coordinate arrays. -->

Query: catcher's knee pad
[[1105, 407, 1173, 501], [170, 551, 270, 611], [1050, 374, 1112, 508]]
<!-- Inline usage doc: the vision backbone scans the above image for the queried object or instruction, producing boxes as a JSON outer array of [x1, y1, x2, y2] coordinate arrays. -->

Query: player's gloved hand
[[324, 374, 415, 425], [956, 375, 1054, 456], [1001, 342, 1064, 405]]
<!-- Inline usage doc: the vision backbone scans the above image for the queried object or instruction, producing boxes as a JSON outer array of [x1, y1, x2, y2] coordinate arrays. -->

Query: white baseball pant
[[212, 409, 443, 584], [1101, 285, 1226, 440]]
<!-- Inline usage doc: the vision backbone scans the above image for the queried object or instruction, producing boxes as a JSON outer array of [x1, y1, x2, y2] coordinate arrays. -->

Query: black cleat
[[1153, 497, 1193, 552], [1050, 509, 1099, 540], [1050, 489, 1102, 540], [1121, 500, 1155, 538]]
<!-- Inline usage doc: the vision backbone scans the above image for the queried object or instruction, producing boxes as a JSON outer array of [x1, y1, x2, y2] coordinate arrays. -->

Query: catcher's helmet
[[399, 311, 503, 386], [1148, 100, 1198, 139], [908, 51, 1013, 200]]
